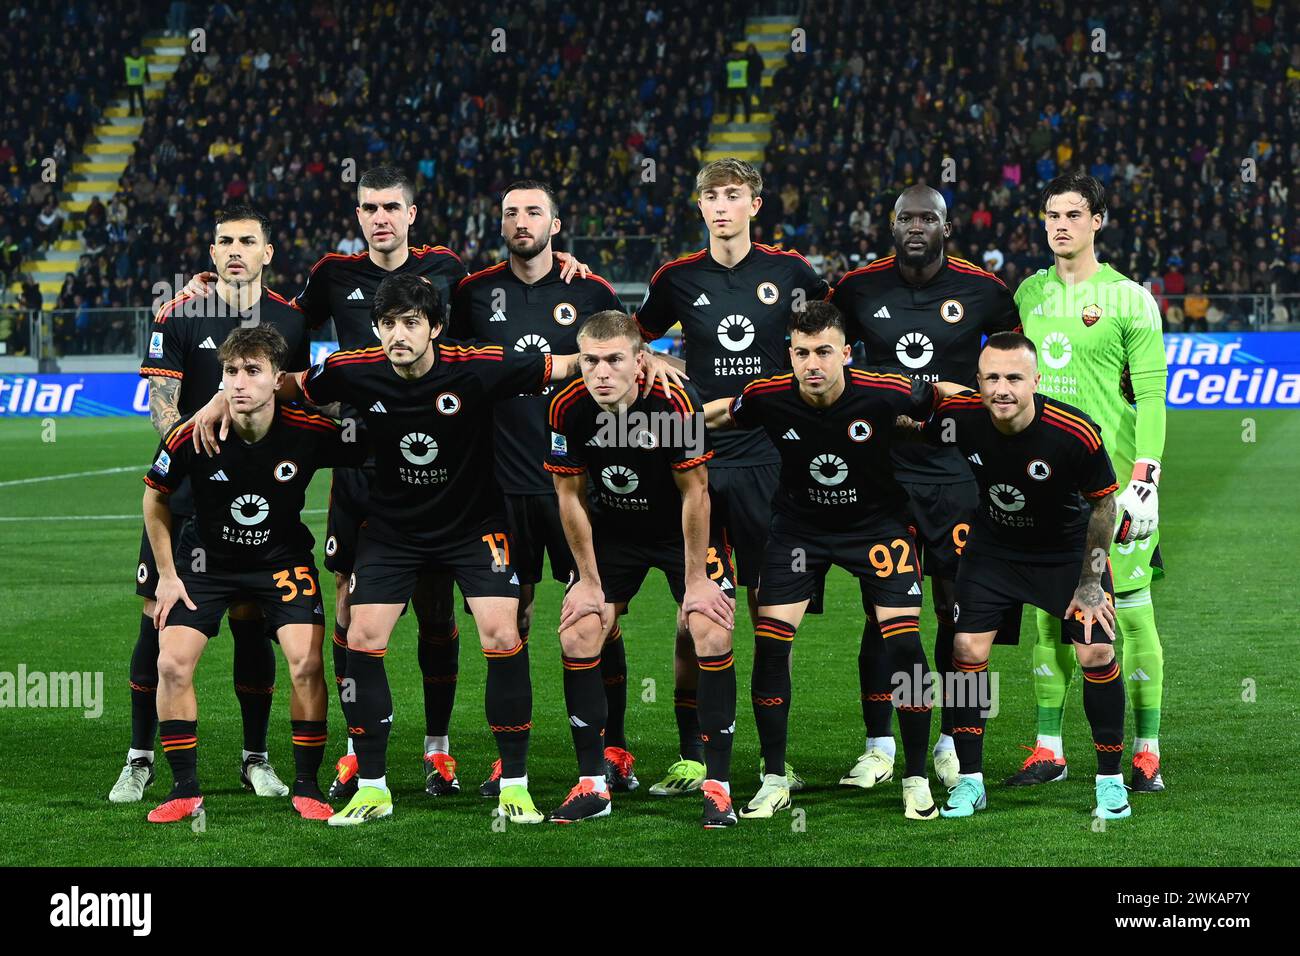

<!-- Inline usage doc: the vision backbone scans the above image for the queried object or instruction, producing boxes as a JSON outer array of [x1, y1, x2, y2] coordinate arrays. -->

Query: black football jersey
[[144, 405, 366, 566], [292, 245, 467, 350], [450, 259, 622, 495], [141, 287, 311, 416], [832, 254, 1018, 484], [728, 368, 938, 532], [921, 391, 1119, 561], [545, 379, 711, 537], [300, 340, 551, 540], [634, 243, 830, 468]]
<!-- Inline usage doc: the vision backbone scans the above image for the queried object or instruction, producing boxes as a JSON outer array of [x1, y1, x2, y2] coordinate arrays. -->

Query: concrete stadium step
[[711, 114, 773, 129], [53, 240, 81, 253], [711, 130, 771, 145], [84, 143, 134, 156], [72, 162, 127, 175]]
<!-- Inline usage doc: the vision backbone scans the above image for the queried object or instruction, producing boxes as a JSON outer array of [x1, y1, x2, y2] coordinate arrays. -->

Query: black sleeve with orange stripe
[[1079, 427, 1119, 500], [139, 295, 192, 380], [142, 419, 196, 493], [543, 381, 587, 476], [632, 269, 676, 341], [299, 352, 348, 407], [726, 379, 766, 430], [291, 256, 334, 329], [479, 347, 552, 400], [922, 388, 980, 444], [660, 382, 712, 471]]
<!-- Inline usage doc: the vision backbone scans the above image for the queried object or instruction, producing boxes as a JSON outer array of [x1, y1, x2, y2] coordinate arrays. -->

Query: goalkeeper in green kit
[[1013, 172, 1167, 793]]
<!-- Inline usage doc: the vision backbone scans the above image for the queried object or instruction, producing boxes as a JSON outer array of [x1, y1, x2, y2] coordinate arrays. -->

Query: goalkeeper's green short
[[1109, 527, 1164, 594]]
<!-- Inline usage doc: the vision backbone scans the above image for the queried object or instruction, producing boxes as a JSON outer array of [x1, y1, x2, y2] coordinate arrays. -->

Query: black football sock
[[418, 621, 459, 737], [881, 615, 932, 778], [130, 615, 160, 752], [673, 687, 704, 763], [949, 657, 990, 774], [562, 652, 606, 777], [601, 623, 628, 749], [751, 617, 796, 776], [159, 719, 200, 798], [934, 620, 956, 738], [484, 640, 532, 779], [858, 616, 894, 739], [1082, 657, 1126, 775], [697, 650, 737, 783], [344, 647, 392, 781], [230, 616, 275, 753], [331, 623, 349, 713], [290, 719, 328, 798]]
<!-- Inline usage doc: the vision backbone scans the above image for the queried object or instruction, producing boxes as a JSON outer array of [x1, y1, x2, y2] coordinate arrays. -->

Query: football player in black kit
[[110, 205, 309, 806], [142, 325, 366, 824], [183, 167, 590, 803], [908, 333, 1130, 822], [543, 311, 739, 828], [703, 301, 964, 821], [448, 181, 644, 796], [633, 158, 829, 797], [829, 185, 1018, 793]]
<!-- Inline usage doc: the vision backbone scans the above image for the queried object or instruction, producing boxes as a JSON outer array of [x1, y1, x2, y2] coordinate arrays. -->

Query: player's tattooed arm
[[554, 472, 609, 633], [1066, 492, 1118, 642], [148, 376, 183, 438], [142, 486, 196, 630]]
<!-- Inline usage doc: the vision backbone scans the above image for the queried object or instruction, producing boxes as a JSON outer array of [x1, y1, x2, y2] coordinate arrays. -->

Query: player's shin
[[1116, 591, 1162, 743], [484, 639, 532, 780], [933, 618, 956, 740], [418, 623, 459, 743], [1080, 655, 1126, 776], [673, 629, 704, 762], [230, 615, 275, 756], [561, 652, 607, 779], [291, 720, 328, 797], [858, 616, 895, 745], [331, 623, 349, 714], [159, 719, 201, 798], [1032, 611, 1075, 755], [949, 657, 991, 775], [751, 617, 796, 777], [344, 647, 393, 784], [881, 615, 932, 778], [697, 649, 737, 785], [129, 615, 160, 754], [601, 623, 629, 749]]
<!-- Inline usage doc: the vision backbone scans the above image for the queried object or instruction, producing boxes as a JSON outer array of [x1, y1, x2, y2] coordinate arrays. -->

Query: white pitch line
[[0, 508, 329, 523], [0, 465, 140, 487]]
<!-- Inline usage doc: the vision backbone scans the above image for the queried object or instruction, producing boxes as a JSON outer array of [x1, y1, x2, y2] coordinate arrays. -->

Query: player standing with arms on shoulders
[[544, 311, 738, 827], [634, 158, 829, 796], [449, 181, 642, 795], [110, 205, 309, 805], [143, 326, 366, 823], [829, 185, 1019, 793], [705, 301, 963, 821], [1014, 173, 1168, 792], [909, 333, 1129, 821]]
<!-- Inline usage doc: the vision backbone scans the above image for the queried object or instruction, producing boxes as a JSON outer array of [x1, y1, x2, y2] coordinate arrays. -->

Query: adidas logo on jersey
[[1128, 668, 1152, 681], [369, 401, 387, 413], [1033, 664, 1054, 677], [198, 336, 217, 349], [348, 288, 365, 301], [968, 453, 983, 465], [782, 429, 800, 440], [490, 310, 507, 322], [874, 306, 891, 319], [907, 582, 922, 596], [209, 470, 229, 481], [693, 293, 710, 307]]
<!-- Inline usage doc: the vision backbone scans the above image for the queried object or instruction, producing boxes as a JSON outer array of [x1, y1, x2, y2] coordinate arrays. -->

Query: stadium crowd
[[6, 0, 1299, 355]]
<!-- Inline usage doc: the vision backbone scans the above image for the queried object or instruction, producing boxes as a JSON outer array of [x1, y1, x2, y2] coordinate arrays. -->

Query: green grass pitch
[[1, 411, 1296, 866]]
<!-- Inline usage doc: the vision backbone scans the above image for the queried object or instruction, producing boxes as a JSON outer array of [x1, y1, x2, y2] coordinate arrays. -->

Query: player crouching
[[910, 333, 1131, 821], [142, 326, 366, 823], [545, 311, 740, 827]]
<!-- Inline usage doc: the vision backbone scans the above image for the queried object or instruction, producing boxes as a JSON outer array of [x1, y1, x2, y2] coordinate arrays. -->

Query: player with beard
[[183, 167, 591, 803], [110, 204, 309, 806], [829, 185, 1018, 793]]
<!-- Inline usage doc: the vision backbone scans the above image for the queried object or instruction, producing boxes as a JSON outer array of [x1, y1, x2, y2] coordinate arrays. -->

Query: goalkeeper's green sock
[[1032, 610, 1076, 757], [1116, 587, 1163, 744]]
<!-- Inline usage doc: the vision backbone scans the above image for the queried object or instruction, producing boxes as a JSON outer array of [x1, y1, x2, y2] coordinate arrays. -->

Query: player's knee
[[477, 619, 521, 652], [346, 623, 388, 653], [286, 650, 324, 687], [559, 623, 601, 659], [156, 650, 195, 687], [1073, 643, 1114, 669], [691, 623, 732, 659]]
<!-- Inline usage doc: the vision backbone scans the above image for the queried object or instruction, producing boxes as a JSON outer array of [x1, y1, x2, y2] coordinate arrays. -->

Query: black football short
[[900, 479, 977, 580], [349, 518, 521, 606], [504, 492, 576, 585], [162, 558, 325, 638], [707, 463, 778, 588], [588, 524, 736, 607], [954, 549, 1116, 645], [323, 466, 370, 576], [135, 519, 192, 598], [758, 515, 924, 610]]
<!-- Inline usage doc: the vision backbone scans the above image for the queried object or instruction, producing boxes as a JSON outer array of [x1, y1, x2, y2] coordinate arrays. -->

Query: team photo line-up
[[112, 157, 1168, 829]]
